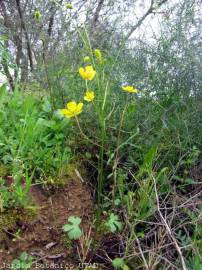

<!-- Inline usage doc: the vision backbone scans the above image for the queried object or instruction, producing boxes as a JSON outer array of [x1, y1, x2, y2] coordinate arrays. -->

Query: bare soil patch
[[0, 179, 93, 269]]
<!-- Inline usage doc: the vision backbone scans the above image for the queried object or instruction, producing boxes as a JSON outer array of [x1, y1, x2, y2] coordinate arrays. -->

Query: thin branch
[[125, 0, 169, 41], [75, 116, 101, 148], [152, 174, 188, 270], [135, 235, 150, 270]]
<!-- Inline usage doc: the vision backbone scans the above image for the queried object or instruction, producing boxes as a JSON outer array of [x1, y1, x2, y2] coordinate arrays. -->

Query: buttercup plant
[[59, 30, 139, 219], [0, 4, 200, 268]]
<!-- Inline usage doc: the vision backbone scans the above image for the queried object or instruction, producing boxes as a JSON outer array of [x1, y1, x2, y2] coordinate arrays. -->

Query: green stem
[[85, 80, 88, 90], [112, 103, 128, 206], [97, 117, 106, 219], [75, 116, 101, 148]]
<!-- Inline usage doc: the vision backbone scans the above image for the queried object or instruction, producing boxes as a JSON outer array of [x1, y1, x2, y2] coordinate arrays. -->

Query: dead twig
[[152, 174, 188, 270]]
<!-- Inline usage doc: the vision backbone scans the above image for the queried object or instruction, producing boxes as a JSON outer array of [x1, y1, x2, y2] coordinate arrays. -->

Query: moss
[[58, 162, 84, 179], [45, 176, 68, 186], [61, 234, 73, 251], [48, 161, 89, 187], [96, 220, 109, 236], [0, 208, 36, 241]]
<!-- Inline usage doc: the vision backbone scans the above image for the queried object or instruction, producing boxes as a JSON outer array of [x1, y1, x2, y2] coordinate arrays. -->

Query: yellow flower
[[84, 91, 95, 102], [66, 3, 73, 9], [84, 56, 90, 62], [122, 85, 138, 93], [34, 10, 41, 21], [60, 101, 83, 118], [79, 66, 96, 81]]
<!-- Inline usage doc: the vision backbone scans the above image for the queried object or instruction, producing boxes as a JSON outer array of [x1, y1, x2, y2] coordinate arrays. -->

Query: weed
[[11, 252, 33, 270], [63, 216, 83, 240]]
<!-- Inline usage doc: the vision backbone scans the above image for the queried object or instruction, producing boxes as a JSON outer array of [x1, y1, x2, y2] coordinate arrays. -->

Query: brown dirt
[[0, 178, 93, 269], [191, 163, 202, 181]]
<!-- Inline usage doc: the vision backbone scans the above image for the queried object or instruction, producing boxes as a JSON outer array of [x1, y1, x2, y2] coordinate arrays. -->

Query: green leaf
[[123, 265, 130, 270], [136, 232, 145, 238], [193, 255, 202, 270], [112, 258, 125, 268], [0, 84, 6, 102], [106, 213, 122, 233], [20, 252, 29, 261], [139, 144, 158, 175], [21, 262, 28, 269], [11, 259, 21, 270], [85, 152, 92, 159], [63, 216, 83, 240], [114, 198, 121, 206]]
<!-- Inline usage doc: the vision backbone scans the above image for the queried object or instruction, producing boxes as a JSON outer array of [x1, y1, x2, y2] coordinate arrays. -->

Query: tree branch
[[90, 0, 105, 36], [16, 0, 33, 71], [0, 2, 15, 90], [125, 0, 169, 41]]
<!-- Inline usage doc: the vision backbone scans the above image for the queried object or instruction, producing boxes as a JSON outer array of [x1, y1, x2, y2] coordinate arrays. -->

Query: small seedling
[[106, 213, 122, 233], [112, 258, 129, 270], [112, 258, 124, 268], [63, 216, 83, 240], [112, 258, 130, 270], [11, 252, 33, 270]]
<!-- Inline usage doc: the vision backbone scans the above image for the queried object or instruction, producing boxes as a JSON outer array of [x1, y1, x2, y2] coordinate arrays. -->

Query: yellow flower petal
[[60, 109, 69, 116], [66, 101, 77, 111], [77, 102, 84, 111], [84, 91, 95, 102], [122, 85, 138, 93], [64, 110, 76, 118], [79, 67, 85, 78], [79, 66, 96, 80], [61, 101, 83, 118]]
